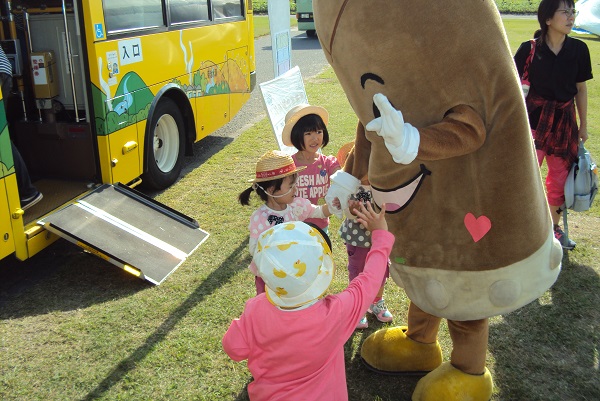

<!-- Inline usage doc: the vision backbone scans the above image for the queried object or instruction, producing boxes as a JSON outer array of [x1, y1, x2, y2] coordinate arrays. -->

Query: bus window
[[169, 0, 210, 24], [212, 0, 243, 19], [104, 0, 165, 33]]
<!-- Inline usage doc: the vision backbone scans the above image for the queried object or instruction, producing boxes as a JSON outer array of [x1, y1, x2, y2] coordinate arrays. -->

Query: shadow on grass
[[233, 382, 251, 401], [489, 254, 600, 401], [80, 241, 248, 401], [0, 136, 236, 319], [0, 239, 150, 319], [183, 135, 235, 176], [577, 34, 600, 43], [344, 322, 422, 401]]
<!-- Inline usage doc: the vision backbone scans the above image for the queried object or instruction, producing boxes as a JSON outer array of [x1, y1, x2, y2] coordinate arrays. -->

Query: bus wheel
[[306, 30, 317, 38], [142, 98, 185, 190]]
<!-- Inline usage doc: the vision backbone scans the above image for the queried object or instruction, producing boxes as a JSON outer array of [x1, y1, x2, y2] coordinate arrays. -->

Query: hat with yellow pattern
[[255, 221, 334, 308]]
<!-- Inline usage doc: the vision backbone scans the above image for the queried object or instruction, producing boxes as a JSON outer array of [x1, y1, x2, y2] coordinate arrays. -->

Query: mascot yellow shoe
[[412, 362, 493, 401], [361, 326, 442, 373]]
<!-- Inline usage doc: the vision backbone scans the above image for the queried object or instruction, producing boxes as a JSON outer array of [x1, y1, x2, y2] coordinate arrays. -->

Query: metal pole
[[62, 0, 79, 122], [6, 1, 28, 121], [19, 4, 31, 121]]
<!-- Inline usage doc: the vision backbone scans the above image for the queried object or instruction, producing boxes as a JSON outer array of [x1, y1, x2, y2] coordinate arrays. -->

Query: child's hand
[[332, 197, 341, 209], [354, 201, 387, 232], [347, 200, 361, 216]]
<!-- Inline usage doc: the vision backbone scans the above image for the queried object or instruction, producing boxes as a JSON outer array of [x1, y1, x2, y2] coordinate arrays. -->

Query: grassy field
[[253, 15, 297, 38], [496, 0, 539, 13], [1, 16, 599, 401]]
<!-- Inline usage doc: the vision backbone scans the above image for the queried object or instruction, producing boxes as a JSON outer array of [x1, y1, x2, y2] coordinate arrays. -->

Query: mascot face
[[315, 2, 486, 124], [315, 0, 562, 320], [314, 1, 518, 187]]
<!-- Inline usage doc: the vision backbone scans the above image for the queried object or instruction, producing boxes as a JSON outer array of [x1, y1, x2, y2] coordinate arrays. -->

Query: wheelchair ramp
[[38, 183, 209, 284]]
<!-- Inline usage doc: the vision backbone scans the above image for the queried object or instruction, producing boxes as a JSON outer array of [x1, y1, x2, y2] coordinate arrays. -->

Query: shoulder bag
[[521, 39, 536, 99]]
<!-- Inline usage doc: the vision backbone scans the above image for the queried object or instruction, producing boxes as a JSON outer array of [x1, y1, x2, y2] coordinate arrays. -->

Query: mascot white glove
[[366, 93, 420, 164], [325, 171, 361, 218]]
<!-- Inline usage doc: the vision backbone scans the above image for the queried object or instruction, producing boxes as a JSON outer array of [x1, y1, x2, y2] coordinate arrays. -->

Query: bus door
[[0, 113, 21, 260], [38, 183, 209, 285]]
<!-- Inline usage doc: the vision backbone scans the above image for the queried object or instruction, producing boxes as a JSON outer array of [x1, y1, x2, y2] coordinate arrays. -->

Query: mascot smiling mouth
[[371, 164, 431, 213]]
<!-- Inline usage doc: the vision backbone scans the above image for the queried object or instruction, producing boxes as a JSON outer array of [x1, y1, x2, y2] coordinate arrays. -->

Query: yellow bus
[[0, 0, 256, 284]]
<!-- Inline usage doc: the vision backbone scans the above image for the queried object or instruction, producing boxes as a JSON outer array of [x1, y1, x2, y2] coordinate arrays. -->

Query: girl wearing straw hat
[[239, 150, 333, 294], [282, 104, 341, 233], [223, 202, 394, 401]]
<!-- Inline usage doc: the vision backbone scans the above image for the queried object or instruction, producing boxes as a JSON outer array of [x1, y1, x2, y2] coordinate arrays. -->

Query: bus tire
[[306, 29, 317, 38], [142, 98, 185, 190]]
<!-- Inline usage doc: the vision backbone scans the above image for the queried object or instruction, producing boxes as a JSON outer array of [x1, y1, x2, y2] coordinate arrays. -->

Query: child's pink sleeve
[[290, 197, 324, 220], [327, 155, 341, 173], [248, 209, 263, 240], [308, 205, 327, 219], [222, 316, 250, 362]]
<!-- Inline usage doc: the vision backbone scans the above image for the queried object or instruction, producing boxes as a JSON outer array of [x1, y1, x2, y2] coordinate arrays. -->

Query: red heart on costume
[[464, 213, 491, 242]]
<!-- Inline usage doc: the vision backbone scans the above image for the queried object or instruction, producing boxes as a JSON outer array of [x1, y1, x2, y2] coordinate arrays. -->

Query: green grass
[[1, 17, 599, 401], [495, 0, 540, 13], [253, 1, 296, 15], [254, 15, 297, 38]]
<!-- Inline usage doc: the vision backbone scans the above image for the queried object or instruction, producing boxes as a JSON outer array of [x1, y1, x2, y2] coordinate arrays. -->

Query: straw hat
[[255, 221, 335, 308], [248, 150, 307, 182], [281, 104, 329, 147]]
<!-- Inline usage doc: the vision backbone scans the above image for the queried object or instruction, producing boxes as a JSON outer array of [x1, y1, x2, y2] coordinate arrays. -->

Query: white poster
[[267, 0, 292, 77], [259, 66, 308, 154]]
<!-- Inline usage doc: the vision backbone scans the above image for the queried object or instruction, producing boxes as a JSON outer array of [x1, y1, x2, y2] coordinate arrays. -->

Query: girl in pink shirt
[[223, 202, 393, 401], [239, 150, 332, 294], [281, 104, 341, 232]]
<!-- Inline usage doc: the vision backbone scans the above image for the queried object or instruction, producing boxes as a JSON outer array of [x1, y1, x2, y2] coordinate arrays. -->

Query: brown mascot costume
[[314, 1, 564, 400]]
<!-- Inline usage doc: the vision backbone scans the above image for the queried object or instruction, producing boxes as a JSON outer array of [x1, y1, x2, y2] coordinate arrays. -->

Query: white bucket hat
[[255, 221, 334, 308]]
